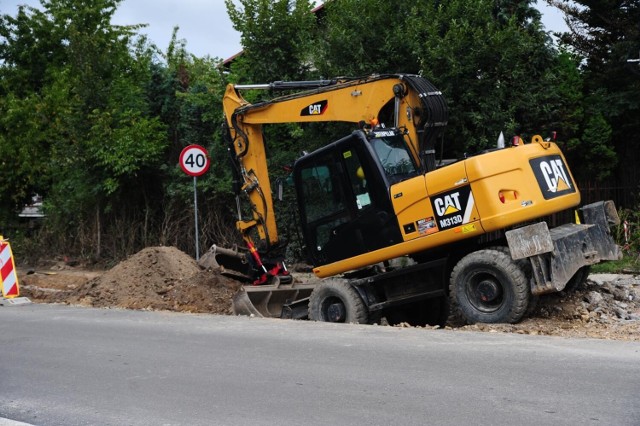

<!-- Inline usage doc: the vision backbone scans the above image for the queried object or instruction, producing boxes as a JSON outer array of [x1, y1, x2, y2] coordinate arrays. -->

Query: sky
[[1, 0, 569, 62]]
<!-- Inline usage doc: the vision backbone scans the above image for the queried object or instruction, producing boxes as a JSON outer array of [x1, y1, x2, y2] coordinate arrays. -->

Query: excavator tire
[[489, 245, 539, 318], [450, 249, 530, 324], [308, 280, 368, 324]]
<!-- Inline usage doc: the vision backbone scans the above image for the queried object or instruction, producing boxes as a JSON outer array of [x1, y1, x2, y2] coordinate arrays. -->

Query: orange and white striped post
[[0, 235, 20, 298]]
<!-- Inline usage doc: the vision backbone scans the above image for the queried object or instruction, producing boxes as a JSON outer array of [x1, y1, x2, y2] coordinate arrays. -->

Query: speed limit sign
[[179, 144, 210, 177]]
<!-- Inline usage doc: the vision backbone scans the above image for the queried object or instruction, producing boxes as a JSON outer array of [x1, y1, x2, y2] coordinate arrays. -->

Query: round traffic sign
[[179, 145, 210, 177]]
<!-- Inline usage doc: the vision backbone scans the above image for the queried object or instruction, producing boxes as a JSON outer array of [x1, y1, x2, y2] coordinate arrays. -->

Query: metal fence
[[578, 179, 639, 211]]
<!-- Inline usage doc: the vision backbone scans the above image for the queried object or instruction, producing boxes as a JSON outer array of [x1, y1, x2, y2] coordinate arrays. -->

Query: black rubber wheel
[[564, 265, 591, 292], [308, 280, 368, 324], [489, 245, 539, 317], [385, 296, 448, 327], [450, 249, 530, 324]]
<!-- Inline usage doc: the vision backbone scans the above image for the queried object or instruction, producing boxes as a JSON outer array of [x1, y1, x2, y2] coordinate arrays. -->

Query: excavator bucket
[[198, 244, 254, 282], [232, 278, 317, 319]]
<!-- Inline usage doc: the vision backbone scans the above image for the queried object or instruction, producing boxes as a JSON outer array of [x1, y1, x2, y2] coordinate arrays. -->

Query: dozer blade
[[232, 278, 317, 319], [198, 244, 253, 282]]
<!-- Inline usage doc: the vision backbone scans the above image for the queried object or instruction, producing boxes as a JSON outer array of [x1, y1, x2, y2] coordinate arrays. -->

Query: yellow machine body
[[313, 140, 579, 277]]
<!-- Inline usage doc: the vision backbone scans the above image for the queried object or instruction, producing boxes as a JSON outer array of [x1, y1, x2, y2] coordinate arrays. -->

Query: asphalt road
[[1, 304, 639, 426]]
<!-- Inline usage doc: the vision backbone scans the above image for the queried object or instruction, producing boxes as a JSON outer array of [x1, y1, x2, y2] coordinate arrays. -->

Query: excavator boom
[[221, 74, 446, 284]]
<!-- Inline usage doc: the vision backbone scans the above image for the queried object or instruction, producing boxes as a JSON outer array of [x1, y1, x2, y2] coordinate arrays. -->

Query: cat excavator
[[202, 74, 620, 325]]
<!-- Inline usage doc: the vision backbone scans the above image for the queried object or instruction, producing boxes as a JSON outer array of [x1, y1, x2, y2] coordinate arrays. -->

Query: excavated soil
[[16, 246, 640, 341], [20, 246, 242, 314]]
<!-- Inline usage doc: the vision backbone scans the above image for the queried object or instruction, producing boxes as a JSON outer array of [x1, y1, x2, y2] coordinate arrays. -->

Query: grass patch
[[592, 254, 640, 274]]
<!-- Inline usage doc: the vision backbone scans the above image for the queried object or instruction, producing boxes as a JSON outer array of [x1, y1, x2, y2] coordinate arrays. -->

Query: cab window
[[341, 149, 371, 210], [370, 135, 418, 184], [299, 163, 345, 223]]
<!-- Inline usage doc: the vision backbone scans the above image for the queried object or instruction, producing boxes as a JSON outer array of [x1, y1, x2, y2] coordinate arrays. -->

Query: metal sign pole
[[179, 144, 209, 261], [193, 176, 200, 260]]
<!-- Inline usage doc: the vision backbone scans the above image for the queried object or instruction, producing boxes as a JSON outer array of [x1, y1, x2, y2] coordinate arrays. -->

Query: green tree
[[566, 110, 615, 180], [313, 0, 420, 76], [0, 0, 241, 260], [47, 0, 166, 256], [225, 0, 317, 83], [407, 0, 559, 156], [0, 0, 168, 257], [0, 4, 68, 217], [125, 27, 238, 254], [550, 0, 640, 184]]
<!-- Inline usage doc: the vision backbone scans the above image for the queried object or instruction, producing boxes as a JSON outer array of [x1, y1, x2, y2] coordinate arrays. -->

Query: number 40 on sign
[[179, 144, 210, 177]]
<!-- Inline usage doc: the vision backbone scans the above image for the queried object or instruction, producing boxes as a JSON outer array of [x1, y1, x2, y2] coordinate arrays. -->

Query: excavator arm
[[221, 74, 447, 280]]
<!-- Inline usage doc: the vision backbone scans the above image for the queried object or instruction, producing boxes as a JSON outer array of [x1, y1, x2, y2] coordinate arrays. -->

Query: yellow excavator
[[201, 74, 620, 325]]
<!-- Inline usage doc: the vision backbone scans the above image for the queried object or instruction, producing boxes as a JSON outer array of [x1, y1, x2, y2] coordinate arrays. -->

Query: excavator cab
[[294, 128, 418, 266]]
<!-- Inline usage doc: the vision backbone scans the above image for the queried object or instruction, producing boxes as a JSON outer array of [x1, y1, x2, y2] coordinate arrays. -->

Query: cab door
[[294, 132, 402, 266]]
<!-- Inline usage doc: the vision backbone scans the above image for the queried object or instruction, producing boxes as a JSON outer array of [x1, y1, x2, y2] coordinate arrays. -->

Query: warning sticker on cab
[[530, 155, 575, 199], [417, 217, 438, 235], [430, 186, 475, 231]]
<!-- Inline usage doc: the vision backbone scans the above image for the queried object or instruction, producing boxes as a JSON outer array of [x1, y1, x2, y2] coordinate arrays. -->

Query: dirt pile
[[21, 246, 242, 314]]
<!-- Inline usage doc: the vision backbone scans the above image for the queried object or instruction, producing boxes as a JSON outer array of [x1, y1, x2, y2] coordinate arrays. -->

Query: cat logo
[[430, 186, 474, 231], [434, 192, 461, 216], [530, 155, 576, 199], [300, 100, 328, 116]]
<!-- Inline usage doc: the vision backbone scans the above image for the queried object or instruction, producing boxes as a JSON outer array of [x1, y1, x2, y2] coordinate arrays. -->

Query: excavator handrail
[[233, 79, 338, 91]]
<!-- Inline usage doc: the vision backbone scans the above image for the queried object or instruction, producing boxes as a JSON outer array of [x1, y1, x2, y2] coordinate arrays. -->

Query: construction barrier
[[0, 236, 20, 298]]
